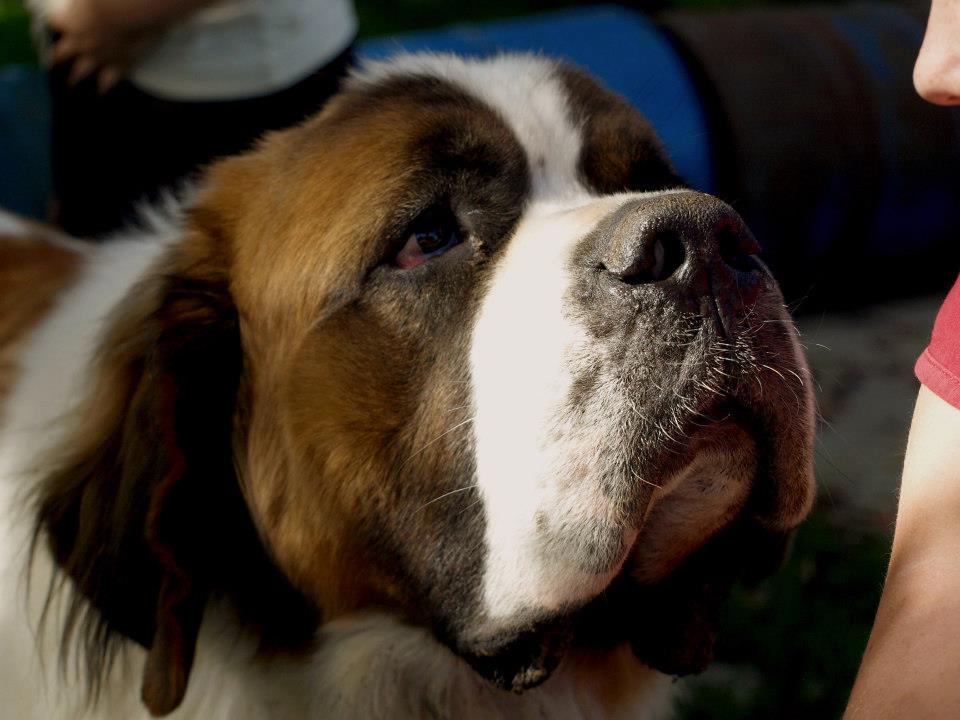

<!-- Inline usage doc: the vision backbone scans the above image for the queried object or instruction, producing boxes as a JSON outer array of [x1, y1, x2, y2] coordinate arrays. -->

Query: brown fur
[[558, 66, 683, 193], [0, 229, 81, 420], [217, 79, 528, 625]]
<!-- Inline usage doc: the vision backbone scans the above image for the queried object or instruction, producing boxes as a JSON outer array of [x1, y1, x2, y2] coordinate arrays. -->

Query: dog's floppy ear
[[34, 205, 242, 716]]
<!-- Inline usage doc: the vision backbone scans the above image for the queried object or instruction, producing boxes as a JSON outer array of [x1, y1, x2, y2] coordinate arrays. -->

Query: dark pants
[[48, 45, 354, 239]]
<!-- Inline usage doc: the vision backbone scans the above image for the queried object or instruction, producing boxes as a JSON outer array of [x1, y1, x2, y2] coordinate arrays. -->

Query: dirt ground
[[801, 296, 941, 528]]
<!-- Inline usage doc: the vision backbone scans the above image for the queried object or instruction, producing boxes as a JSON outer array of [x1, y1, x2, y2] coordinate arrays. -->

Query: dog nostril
[[717, 223, 761, 273], [614, 230, 686, 285]]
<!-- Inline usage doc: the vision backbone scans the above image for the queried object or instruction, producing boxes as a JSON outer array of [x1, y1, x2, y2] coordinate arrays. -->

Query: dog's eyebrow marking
[[354, 54, 588, 202]]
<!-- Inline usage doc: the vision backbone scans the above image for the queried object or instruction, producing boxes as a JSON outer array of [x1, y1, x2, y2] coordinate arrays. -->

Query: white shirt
[[32, 0, 357, 101]]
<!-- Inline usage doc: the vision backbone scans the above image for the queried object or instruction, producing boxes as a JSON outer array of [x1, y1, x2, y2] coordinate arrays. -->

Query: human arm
[[844, 385, 960, 719]]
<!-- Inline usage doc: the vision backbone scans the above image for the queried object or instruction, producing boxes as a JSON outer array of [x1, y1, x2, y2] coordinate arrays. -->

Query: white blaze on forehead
[[357, 54, 704, 624], [353, 53, 587, 200], [470, 194, 640, 624]]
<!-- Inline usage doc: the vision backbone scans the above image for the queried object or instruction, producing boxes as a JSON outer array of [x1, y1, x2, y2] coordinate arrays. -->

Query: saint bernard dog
[[0, 54, 814, 719]]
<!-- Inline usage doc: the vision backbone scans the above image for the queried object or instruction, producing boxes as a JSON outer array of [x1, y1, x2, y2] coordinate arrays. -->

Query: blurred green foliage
[[0, 0, 34, 65], [354, 0, 589, 38]]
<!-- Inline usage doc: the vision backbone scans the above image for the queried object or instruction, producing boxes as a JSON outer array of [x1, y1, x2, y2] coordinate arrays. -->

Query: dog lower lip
[[460, 619, 572, 693]]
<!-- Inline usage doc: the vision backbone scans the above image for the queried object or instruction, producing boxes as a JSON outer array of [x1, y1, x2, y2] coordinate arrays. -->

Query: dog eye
[[395, 209, 464, 269]]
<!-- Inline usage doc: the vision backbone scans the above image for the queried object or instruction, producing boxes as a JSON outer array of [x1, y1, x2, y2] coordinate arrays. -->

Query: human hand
[[48, 0, 160, 94]]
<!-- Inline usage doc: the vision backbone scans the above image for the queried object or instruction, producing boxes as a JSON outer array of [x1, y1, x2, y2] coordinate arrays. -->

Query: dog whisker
[[417, 484, 480, 512], [400, 416, 476, 468]]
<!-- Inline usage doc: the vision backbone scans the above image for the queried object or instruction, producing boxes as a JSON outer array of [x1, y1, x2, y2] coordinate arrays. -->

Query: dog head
[[35, 54, 814, 715]]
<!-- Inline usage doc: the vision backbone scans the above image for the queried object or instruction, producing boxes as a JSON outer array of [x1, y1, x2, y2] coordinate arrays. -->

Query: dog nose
[[598, 192, 763, 336]]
